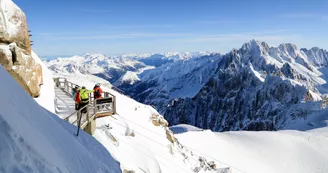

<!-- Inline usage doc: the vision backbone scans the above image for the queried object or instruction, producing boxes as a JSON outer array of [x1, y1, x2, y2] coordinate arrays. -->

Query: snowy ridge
[[47, 52, 211, 84], [48, 40, 328, 132], [121, 52, 211, 61], [114, 71, 140, 86], [301, 47, 328, 67], [122, 53, 221, 111], [47, 53, 147, 83]]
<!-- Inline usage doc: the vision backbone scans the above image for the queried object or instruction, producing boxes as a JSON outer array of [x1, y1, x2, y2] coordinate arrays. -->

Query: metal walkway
[[54, 77, 116, 134]]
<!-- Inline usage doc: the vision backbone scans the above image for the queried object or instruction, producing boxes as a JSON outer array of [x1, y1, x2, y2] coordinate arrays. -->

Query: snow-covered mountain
[[301, 47, 328, 67], [47, 52, 211, 84], [44, 41, 328, 172], [47, 40, 328, 132], [47, 53, 148, 83], [4, 0, 328, 171], [163, 40, 328, 131], [121, 53, 221, 108], [113, 71, 141, 86], [126, 52, 211, 67], [112, 40, 328, 132]]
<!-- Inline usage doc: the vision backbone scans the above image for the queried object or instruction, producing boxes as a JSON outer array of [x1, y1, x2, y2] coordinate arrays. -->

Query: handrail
[[55, 77, 116, 114], [54, 77, 116, 135], [63, 109, 78, 121]]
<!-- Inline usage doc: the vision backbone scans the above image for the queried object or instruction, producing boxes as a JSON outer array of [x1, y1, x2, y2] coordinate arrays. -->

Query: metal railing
[[54, 77, 117, 135]]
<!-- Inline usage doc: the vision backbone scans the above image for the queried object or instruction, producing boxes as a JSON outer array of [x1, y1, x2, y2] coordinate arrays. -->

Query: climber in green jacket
[[79, 86, 94, 113]]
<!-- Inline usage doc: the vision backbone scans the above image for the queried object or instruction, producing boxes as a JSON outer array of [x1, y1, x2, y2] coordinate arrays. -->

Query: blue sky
[[14, 0, 328, 57]]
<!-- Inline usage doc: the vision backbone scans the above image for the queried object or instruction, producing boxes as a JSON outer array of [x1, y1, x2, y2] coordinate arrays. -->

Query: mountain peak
[[241, 40, 270, 53], [278, 43, 298, 51]]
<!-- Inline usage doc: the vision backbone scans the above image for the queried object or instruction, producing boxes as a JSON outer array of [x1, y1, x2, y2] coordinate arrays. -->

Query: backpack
[[95, 89, 101, 98], [74, 91, 81, 103]]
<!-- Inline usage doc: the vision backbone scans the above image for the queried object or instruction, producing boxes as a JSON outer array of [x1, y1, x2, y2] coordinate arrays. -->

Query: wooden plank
[[95, 111, 113, 118]]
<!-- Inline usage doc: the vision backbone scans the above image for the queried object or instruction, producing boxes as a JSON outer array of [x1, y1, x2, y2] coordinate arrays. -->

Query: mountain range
[[47, 40, 328, 131]]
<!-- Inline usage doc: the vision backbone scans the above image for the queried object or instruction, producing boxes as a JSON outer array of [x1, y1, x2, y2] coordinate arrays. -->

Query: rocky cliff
[[0, 0, 42, 97], [162, 40, 326, 131]]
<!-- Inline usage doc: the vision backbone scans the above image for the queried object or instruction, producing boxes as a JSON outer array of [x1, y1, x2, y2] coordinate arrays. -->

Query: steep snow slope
[[32, 51, 55, 113], [301, 47, 328, 67], [59, 75, 229, 173], [0, 65, 121, 173], [285, 107, 328, 132], [113, 71, 141, 86], [175, 129, 328, 173]]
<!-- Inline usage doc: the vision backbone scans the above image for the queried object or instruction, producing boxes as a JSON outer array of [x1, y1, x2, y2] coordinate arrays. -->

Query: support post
[[56, 78, 59, 87], [94, 99, 97, 116], [76, 111, 82, 136], [113, 95, 116, 114], [86, 106, 90, 123]]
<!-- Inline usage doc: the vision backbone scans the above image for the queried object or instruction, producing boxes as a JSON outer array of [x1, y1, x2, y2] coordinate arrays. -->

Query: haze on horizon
[[14, 0, 328, 57]]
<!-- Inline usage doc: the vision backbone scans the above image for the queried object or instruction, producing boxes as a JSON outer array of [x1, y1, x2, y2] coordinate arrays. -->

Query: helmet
[[75, 85, 80, 89], [82, 86, 86, 89], [95, 83, 101, 87]]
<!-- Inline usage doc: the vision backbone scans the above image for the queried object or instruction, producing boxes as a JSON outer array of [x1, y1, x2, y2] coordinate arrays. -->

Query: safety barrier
[[54, 77, 116, 135]]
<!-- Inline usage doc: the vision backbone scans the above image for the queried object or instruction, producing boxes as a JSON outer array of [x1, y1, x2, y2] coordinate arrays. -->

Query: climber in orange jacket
[[93, 83, 103, 99], [93, 83, 104, 111], [74, 86, 81, 110]]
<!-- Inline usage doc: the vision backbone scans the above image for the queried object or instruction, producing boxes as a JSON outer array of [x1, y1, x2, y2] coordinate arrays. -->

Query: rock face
[[0, 0, 42, 97], [162, 40, 325, 131]]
